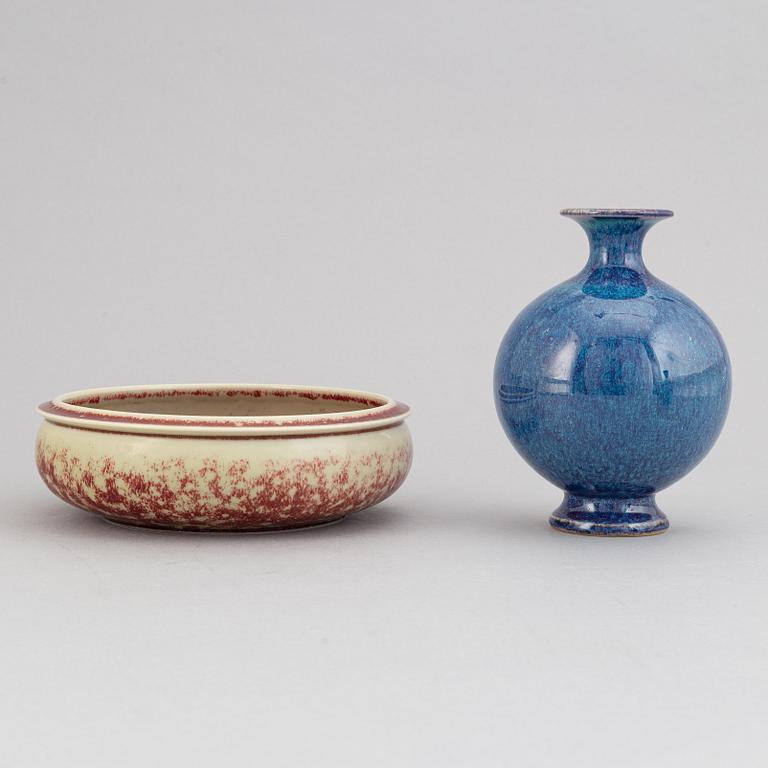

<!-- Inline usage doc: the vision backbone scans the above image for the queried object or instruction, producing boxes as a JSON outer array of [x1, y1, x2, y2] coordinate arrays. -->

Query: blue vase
[[494, 209, 731, 536]]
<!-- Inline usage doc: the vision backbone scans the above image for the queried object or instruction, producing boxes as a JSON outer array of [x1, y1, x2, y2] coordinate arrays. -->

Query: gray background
[[2, 1, 767, 765]]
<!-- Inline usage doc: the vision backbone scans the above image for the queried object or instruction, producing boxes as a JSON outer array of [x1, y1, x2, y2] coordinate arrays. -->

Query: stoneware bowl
[[36, 384, 412, 531]]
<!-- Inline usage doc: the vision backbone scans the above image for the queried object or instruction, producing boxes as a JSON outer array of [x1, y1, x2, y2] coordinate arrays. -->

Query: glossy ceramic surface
[[36, 384, 412, 531], [494, 209, 731, 535]]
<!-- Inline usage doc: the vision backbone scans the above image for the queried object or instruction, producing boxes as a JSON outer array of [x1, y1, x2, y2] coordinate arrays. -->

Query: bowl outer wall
[[35, 420, 412, 530]]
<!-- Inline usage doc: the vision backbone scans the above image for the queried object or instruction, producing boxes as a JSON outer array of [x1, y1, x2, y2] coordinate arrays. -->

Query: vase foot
[[549, 493, 668, 537]]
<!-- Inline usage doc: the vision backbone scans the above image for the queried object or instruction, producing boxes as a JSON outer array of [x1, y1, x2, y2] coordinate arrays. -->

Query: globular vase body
[[494, 209, 731, 535]]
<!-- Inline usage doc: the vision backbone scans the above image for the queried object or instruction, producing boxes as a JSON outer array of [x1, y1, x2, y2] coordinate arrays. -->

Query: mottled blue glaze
[[494, 209, 731, 535]]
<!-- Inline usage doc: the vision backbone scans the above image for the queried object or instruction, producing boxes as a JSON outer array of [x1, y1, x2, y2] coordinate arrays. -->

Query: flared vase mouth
[[38, 384, 410, 436], [561, 208, 674, 219]]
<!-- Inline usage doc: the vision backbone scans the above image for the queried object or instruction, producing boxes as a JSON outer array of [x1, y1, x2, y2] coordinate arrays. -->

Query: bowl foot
[[549, 493, 668, 537], [99, 514, 347, 533]]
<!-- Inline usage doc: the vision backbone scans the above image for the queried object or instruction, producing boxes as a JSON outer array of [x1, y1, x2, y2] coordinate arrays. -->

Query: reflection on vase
[[494, 209, 731, 536]]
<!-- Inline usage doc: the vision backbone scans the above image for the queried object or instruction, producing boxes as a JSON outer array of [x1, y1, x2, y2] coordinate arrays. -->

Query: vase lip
[[561, 208, 674, 219]]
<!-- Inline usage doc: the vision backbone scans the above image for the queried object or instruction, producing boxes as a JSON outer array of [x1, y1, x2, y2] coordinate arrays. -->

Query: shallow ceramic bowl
[[36, 384, 412, 531]]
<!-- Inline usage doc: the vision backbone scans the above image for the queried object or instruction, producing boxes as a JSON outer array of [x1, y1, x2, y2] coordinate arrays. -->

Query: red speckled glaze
[[36, 436, 411, 531], [35, 384, 413, 531]]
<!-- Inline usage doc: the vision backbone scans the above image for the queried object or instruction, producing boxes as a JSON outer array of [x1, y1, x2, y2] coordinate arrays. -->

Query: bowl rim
[[38, 383, 410, 437]]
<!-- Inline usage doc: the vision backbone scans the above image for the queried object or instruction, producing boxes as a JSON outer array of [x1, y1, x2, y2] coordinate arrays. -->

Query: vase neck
[[561, 209, 673, 274]]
